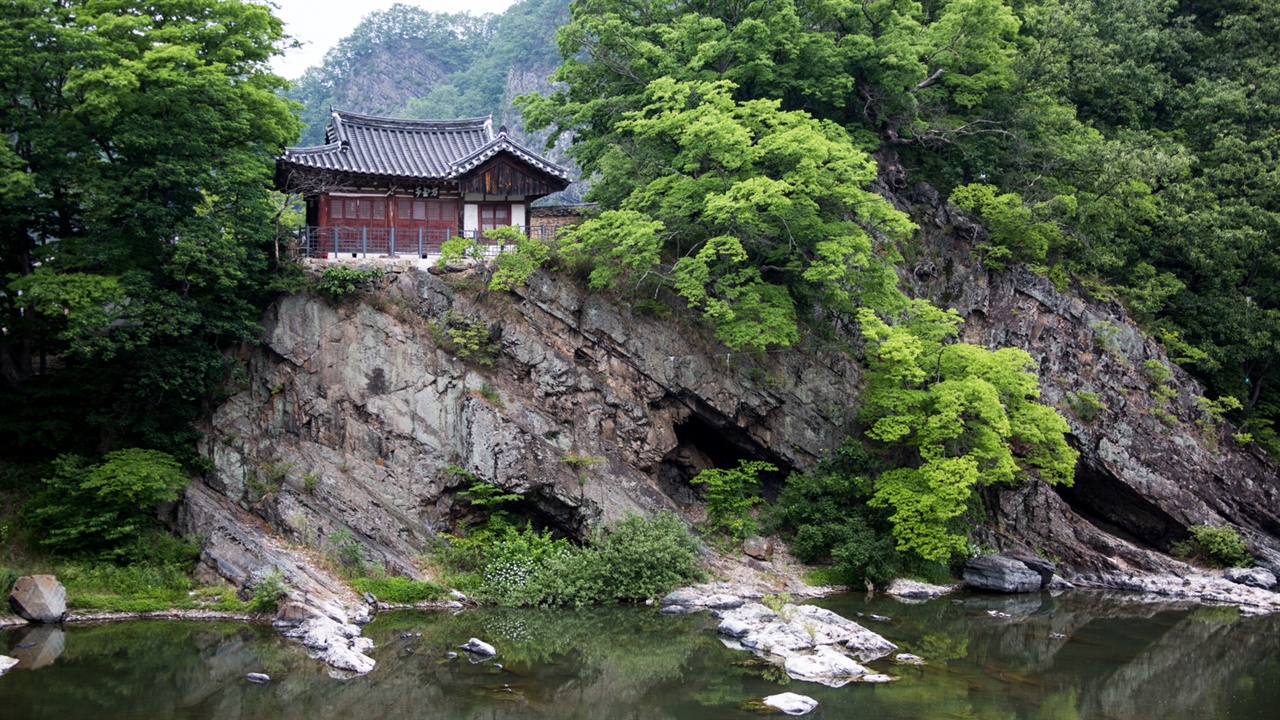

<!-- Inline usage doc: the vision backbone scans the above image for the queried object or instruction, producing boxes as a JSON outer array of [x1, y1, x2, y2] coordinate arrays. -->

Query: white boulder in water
[[460, 637, 496, 657], [762, 692, 819, 715]]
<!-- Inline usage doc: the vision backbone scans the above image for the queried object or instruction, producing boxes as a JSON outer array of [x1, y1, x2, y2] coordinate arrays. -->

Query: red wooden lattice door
[[479, 203, 511, 233]]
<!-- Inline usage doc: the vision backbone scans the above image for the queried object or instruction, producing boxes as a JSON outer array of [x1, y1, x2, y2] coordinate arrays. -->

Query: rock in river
[[460, 638, 496, 657], [963, 555, 1044, 593], [762, 692, 818, 715], [715, 602, 897, 686]]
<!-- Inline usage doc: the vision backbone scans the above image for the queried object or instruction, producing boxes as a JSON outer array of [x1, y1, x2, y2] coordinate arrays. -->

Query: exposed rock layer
[[183, 184, 1280, 621], [903, 185, 1280, 589]]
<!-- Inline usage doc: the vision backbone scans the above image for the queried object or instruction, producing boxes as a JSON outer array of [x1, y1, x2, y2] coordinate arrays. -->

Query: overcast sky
[[268, 0, 518, 80]]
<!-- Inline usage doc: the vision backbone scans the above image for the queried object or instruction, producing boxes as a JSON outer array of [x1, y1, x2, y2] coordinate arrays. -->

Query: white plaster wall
[[464, 203, 478, 233], [512, 204, 526, 228]]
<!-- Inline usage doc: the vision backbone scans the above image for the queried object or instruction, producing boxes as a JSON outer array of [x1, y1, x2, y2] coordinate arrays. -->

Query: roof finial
[[498, 124, 508, 136]]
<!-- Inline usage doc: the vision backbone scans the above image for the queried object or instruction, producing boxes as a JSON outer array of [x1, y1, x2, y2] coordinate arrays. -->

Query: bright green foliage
[[1179, 524, 1250, 568], [349, 576, 447, 604], [439, 234, 487, 265], [542, 77, 913, 348], [25, 449, 189, 558], [690, 460, 776, 540], [439, 227, 550, 292], [486, 226, 551, 292], [521, 0, 1027, 165], [313, 267, 384, 301], [0, 0, 301, 459], [557, 210, 665, 290], [950, 184, 1064, 270], [858, 302, 1077, 560]]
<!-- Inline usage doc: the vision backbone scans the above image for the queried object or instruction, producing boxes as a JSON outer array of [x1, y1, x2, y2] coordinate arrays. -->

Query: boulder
[[762, 692, 819, 716], [1012, 554, 1057, 586], [792, 605, 897, 661], [0, 655, 18, 675], [8, 575, 66, 623], [460, 637, 496, 657], [963, 555, 1043, 593], [703, 594, 744, 610], [886, 578, 955, 600], [1224, 567, 1278, 590], [783, 646, 867, 685], [659, 588, 704, 607], [743, 536, 774, 561], [281, 617, 375, 675], [714, 602, 897, 685]]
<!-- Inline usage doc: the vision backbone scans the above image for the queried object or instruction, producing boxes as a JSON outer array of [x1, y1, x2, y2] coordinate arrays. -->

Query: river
[[3, 591, 1278, 719]]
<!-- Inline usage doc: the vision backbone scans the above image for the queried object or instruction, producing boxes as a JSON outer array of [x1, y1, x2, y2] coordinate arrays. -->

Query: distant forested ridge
[[288, 0, 569, 150]]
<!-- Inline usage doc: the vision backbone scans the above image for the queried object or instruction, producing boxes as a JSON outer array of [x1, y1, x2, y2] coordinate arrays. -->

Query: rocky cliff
[[180, 262, 863, 620], [903, 184, 1280, 597], [180, 190, 1280, 621]]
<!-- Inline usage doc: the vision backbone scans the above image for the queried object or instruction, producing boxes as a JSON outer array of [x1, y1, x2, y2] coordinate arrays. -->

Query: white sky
[[268, 0, 518, 80]]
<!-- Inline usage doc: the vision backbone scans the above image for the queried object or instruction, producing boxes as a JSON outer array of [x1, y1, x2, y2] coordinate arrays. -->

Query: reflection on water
[[2, 593, 1279, 719]]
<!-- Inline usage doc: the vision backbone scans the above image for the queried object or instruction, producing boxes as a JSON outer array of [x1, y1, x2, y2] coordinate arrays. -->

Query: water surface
[[3, 591, 1278, 719]]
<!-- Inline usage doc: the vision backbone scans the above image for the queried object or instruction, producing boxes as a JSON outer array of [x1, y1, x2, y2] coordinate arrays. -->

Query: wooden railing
[[298, 225, 561, 259]]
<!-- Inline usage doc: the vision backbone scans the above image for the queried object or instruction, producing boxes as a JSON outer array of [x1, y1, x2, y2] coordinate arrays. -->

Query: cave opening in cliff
[[446, 486, 591, 542], [1055, 460, 1187, 552], [656, 413, 792, 505]]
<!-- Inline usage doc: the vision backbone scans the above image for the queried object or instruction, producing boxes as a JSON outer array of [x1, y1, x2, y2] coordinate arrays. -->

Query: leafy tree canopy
[[858, 301, 1077, 559], [0, 0, 301, 459], [556, 78, 913, 348]]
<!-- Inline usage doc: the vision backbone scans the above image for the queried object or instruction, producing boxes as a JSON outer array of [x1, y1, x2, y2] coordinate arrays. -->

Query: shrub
[[25, 450, 189, 558], [770, 440, 943, 586], [328, 529, 365, 572], [247, 571, 286, 613], [592, 511, 703, 601], [313, 266, 383, 300], [0, 566, 18, 595], [1180, 524, 1250, 568], [1066, 391, 1108, 423], [481, 512, 703, 607], [486, 226, 550, 292], [690, 460, 775, 540], [349, 576, 446, 604]]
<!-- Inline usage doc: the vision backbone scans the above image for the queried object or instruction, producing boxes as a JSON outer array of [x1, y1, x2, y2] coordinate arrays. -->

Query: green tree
[[858, 301, 1078, 560], [552, 78, 913, 348], [25, 449, 189, 557], [0, 0, 301, 458]]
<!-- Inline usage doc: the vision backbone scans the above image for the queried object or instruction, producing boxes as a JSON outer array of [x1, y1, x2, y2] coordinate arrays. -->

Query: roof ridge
[[447, 133, 571, 180], [333, 109, 494, 132], [283, 142, 344, 156]]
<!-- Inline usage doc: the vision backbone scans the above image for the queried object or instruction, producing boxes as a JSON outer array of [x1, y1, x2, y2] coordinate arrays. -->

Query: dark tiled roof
[[280, 110, 570, 182]]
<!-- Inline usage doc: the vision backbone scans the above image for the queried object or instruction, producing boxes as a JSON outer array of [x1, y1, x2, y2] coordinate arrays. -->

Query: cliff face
[[903, 186, 1280, 583], [182, 191, 1280, 614], [182, 265, 861, 603]]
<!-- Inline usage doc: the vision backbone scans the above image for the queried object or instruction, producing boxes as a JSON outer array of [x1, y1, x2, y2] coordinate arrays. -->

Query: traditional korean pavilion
[[276, 110, 572, 258]]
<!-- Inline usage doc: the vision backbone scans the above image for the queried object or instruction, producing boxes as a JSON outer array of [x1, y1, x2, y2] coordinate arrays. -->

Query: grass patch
[[350, 576, 448, 604]]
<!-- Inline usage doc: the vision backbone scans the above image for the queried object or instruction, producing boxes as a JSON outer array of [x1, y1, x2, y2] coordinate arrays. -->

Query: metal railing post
[[418, 227, 423, 258], [362, 227, 367, 258], [390, 227, 396, 258], [332, 227, 339, 258]]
